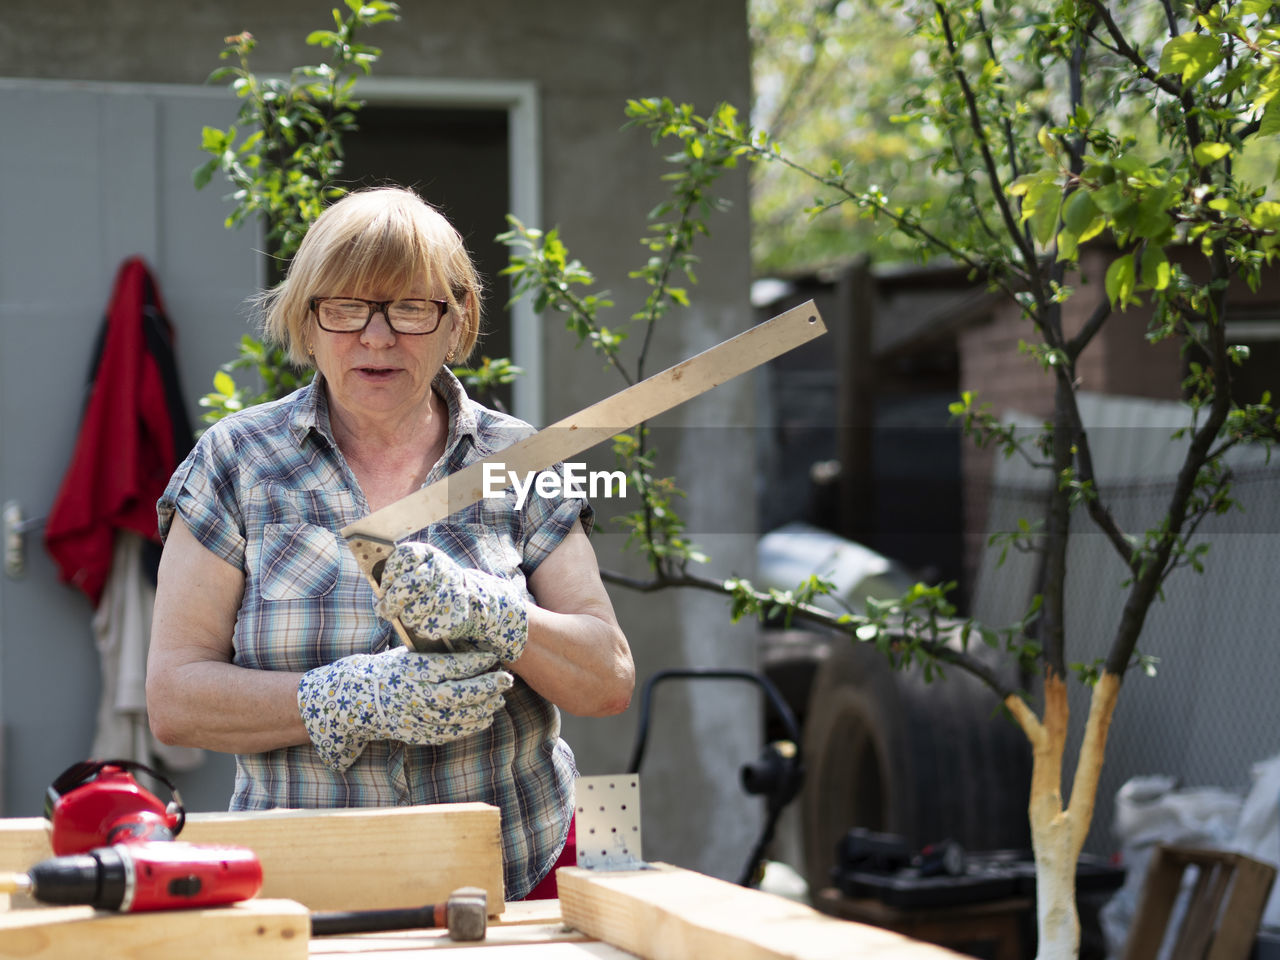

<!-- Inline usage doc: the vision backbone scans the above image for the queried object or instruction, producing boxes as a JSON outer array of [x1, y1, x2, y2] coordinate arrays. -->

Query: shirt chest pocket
[[260, 523, 341, 600]]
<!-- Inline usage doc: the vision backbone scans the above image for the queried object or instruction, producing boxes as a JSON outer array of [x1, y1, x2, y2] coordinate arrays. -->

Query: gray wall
[[0, 1, 763, 882]]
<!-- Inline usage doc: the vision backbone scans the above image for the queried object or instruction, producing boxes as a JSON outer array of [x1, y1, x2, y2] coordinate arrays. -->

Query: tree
[[747, 0, 1280, 275], [598, 1, 1279, 956]]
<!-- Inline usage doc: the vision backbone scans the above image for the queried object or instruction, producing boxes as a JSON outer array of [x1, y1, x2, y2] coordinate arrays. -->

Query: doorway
[[341, 104, 514, 410]]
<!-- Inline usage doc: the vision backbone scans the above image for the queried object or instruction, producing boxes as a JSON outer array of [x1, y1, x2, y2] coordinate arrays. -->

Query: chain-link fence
[[969, 394, 1280, 855]]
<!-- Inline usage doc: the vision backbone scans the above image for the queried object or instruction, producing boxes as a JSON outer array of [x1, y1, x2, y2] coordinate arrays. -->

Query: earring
[[446, 350, 456, 363]]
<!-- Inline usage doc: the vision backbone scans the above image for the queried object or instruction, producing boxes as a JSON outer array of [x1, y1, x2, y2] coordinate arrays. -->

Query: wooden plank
[[343, 302, 825, 549], [0, 897, 309, 960], [0, 816, 51, 877], [496, 899, 565, 925], [0, 803, 504, 913], [557, 863, 965, 960], [1170, 861, 1228, 960], [310, 943, 634, 959], [1124, 845, 1185, 960], [340, 301, 827, 650], [1207, 854, 1279, 960], [308, 921, 588, 954], [1125, 845, 1278, 960]]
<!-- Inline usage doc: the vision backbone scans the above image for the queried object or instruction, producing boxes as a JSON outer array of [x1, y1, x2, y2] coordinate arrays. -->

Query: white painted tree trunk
[[1032, 821, 1083, 960], [1006, 672, 1122, 960]]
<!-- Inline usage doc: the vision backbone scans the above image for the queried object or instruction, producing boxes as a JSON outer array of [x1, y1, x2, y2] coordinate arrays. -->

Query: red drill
[[3, 841, 263, 911], [6, 759, 263, 912]]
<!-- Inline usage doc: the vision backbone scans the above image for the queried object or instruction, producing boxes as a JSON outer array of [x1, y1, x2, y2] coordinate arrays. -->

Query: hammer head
[[445, 886, 488, 941]]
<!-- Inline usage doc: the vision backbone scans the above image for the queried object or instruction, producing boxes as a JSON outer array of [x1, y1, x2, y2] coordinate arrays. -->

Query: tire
[[801, 633, 1031, 896]]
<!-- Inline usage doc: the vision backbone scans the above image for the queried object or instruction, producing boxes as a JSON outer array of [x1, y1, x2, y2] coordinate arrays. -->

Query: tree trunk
[[1006, 670, 1122, 959]]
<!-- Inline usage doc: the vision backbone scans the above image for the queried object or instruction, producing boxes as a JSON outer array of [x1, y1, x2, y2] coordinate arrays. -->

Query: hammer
[[310, 886, 488, 940]]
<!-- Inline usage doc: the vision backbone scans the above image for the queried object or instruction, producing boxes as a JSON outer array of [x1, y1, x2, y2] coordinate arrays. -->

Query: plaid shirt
[[158, 370, 589, 899]]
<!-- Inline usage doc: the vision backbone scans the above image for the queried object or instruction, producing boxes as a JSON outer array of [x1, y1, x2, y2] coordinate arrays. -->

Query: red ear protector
[[44, 759, 186, 856]]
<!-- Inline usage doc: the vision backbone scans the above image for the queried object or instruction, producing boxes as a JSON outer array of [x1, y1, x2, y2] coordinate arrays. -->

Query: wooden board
[[1123, 844, 1278, 960], [0, 898, 309, 960], [342, 301, 826, 549], [309, 921, 588, 954], [0, 803, 504, 913], [311, 943, 635, 959], [339, 301, 827, 649], [557, 863, 965, 960], [496, 899, 566, 926]]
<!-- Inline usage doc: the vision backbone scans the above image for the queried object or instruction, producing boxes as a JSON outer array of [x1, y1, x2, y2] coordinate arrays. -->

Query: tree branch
[[728, 133, 1014, 292], [1085, 0, 1185, 99], [599, 567, 1019, 698], [755, 0, 844, 143], [934, 2, 1045, 301], [552, 283, 636, 386], [1065, 295, 1113, 361], [1104, 240, 1235, 675]]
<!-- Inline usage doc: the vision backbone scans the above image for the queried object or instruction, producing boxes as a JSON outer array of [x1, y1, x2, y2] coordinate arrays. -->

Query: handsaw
[[340, 300, 826, 650]]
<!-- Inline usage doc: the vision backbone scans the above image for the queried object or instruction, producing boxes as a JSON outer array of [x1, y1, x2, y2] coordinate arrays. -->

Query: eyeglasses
[[310, 297, 449, 335]]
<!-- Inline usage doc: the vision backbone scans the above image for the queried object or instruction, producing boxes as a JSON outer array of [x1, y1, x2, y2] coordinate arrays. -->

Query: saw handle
[[348, 534, 452, 653]]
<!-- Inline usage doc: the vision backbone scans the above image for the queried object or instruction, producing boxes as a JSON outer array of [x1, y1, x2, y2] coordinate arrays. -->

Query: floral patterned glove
[[376, 541, 529, 663], [297, 649, 513, 772]]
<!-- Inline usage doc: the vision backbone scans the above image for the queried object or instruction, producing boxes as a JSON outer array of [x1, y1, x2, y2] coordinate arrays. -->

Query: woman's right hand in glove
[[297, 648, 513, 771]]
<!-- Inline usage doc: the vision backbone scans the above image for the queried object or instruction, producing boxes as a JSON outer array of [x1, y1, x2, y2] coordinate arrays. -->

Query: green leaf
[[1259, 100, 1280, 138], [1057, 227, 1079, 262], [192, 158, 217, 190], [213, 370, 237, 397], [1159, 33, 1225, 86], [1192, 142, 1232, 166], [1063, 190, 1099, 235], [1141, 245, 1171, 290], [1006, 174, 1039, 197], [200, 126, 229, 152], [1036, 125, 1058, 158], [1028, 182, 1061, 246], [1105, 253, 1136, 306]]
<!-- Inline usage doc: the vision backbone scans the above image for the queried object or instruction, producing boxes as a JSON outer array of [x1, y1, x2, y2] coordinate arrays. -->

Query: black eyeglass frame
[[309, 296, 450, 335]]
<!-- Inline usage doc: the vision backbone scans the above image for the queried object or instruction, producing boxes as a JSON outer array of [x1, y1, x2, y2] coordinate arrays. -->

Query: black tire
[[801, 634, 1032, 896]]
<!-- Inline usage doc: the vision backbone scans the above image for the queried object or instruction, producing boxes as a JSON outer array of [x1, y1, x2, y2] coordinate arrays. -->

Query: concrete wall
[[0, 1, 762, 882]]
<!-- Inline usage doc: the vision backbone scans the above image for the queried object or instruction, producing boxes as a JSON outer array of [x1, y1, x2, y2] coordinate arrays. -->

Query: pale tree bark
[[1006, 671, 1122, 959]]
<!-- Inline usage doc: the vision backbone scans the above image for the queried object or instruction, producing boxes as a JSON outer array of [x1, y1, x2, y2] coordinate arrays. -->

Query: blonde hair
[[260, 186, 483, 366]]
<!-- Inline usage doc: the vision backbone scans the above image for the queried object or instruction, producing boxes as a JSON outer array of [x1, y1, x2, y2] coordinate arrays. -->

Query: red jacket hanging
[[45, 257, 192, 606]]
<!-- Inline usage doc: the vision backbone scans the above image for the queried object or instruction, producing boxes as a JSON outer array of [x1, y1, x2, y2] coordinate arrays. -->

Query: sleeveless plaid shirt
[[158, 370, 587, 898]]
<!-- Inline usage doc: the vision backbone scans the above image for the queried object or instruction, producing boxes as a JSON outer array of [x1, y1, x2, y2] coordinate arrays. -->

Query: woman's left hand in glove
[[376, 541, 528, 663]]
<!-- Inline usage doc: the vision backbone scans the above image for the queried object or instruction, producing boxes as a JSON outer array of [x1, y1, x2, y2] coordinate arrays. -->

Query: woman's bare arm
[[146, 515, 310, 753], [518, 523, 634, 716]]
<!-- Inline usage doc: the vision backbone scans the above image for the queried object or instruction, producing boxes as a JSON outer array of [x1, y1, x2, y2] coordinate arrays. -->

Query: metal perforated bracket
[[575, 774, 649, 871]]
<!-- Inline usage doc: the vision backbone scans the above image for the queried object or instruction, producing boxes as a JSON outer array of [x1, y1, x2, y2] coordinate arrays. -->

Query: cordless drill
[[3, 841, 263, 911], [0, 759, 263, 912]]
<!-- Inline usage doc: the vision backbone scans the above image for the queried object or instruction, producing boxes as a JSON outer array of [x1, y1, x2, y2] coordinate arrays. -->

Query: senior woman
[[145, 186, 634, 900]]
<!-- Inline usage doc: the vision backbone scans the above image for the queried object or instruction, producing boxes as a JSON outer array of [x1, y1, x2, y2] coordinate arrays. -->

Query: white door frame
[[0, 75, 546, 426], [356, 77, 544, 426]]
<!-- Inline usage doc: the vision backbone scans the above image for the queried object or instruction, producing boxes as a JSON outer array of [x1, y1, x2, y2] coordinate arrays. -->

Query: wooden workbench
[[1, 804, 964, 960], [304, 867, 966, 960]]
